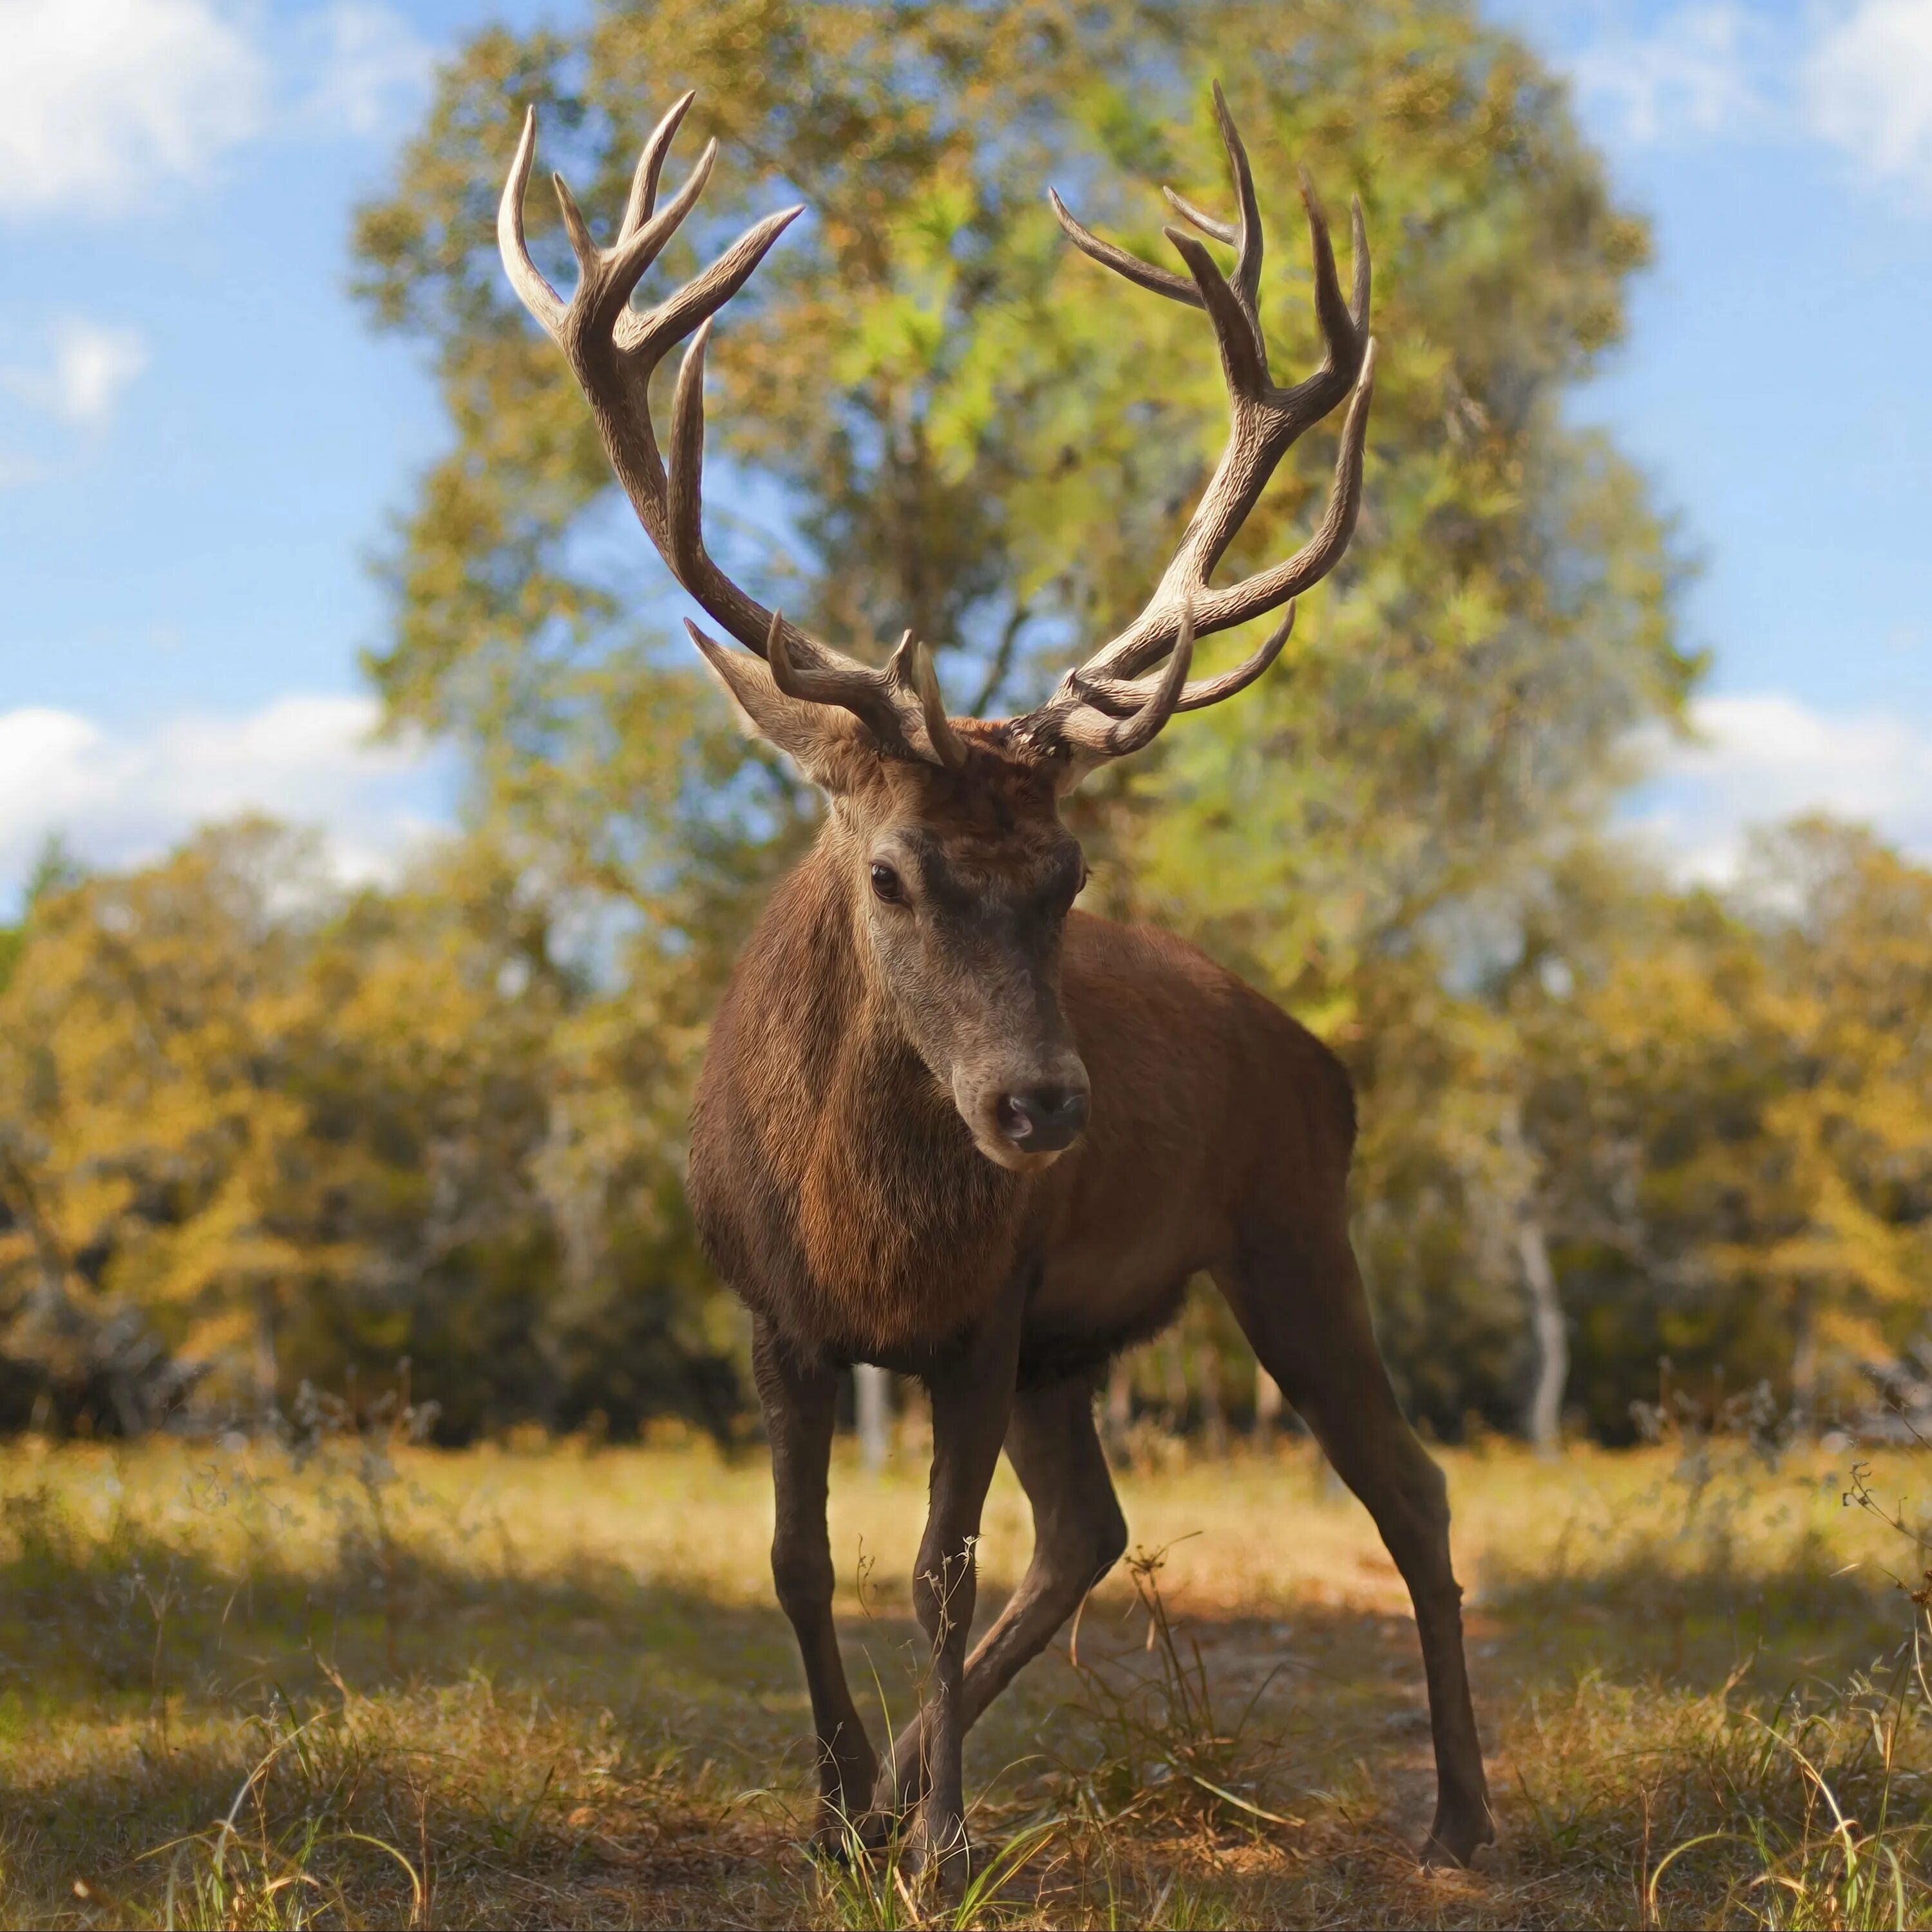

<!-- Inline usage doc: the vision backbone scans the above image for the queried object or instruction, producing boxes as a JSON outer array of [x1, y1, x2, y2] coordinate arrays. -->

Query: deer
[[499, 82, 1493, 1877]]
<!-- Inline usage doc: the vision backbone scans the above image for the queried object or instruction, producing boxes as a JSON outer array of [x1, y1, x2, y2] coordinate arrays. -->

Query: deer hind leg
[[874, 1373, 1128, 1815], [1214, 1221, 1494, 1868], [750, 1317, 878, 1846]]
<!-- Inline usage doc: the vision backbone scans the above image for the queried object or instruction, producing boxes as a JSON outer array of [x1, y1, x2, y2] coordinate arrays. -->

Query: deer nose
[[996, 1085, 1090, 1153]]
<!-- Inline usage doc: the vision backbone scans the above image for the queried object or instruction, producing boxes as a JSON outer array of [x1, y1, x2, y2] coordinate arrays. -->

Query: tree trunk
[[1254, 1364, 1284, 1444], [855, 1363, 892, 1471], [1197, 1341, 1227, 1457], [253, 1280, 280, 1434], [1162, 1331, 1189, 1438], [1790, 1285, 1818, 1439], [1518, 1217, 1567, 1457]]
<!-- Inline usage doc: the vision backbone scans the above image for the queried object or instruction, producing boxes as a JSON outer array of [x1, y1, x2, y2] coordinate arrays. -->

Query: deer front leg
[[902, 1296, 1026, 1882], [875, 1375, 1127, 1810], [751, 1317, 878, 1845]]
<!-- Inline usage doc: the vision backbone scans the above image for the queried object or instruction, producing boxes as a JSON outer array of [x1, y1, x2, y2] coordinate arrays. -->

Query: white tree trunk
[[1197, 1341, 1227, 1457], [1162, 1331, 1189, 1437], [1254, 1365, 1284, 1443], [855, 1363, 892, 1471], [254, 1279, 280, 1434], [1518, 1217, 1567, 1457], [1790, 1285, 1818, 1439]]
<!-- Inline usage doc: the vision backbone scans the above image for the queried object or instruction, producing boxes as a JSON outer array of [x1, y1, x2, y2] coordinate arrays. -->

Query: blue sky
[[2, 0, 1929, 907]]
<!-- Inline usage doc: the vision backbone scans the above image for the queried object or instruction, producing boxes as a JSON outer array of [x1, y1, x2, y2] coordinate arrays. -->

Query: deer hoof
[[1421, 1798, 1495, 1870], [904, 1811, 972, 1893]]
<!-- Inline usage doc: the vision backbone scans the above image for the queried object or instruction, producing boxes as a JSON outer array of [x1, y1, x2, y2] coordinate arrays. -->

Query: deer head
[[500, 86, 1374, 1170]]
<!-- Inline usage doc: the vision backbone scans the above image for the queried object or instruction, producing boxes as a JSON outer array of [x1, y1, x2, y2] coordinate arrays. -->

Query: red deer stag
[[500, 84, 1493, 1874]]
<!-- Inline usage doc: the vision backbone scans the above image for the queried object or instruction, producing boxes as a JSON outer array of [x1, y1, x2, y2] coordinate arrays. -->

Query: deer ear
[[689, 622, 871, 791]]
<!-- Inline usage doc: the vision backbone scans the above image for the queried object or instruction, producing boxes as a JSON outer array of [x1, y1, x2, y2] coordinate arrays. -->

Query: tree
[[1719, 821, 1932, 1419], [0, 822, 743, 1438], [350, 0, 1694, 1436], [1501, 823, 1932, 1437], [352, 0, 1689, 919]]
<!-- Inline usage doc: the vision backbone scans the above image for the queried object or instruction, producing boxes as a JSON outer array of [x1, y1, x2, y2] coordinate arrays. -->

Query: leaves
[[0, 823, 738, 1439], [5, 5, 1921, 1443]]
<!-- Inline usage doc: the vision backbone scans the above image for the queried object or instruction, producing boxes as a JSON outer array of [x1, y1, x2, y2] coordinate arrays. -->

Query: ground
[[3, 1420, 1930, 1927]]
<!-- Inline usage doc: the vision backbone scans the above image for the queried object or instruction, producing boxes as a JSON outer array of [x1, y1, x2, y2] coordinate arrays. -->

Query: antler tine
[[1161, 187, 1235, 246], [666, 317, 721, 599], [1211, 79, 1262, 312], [550, 171, 599, 277], [1349, 196, 1371, 331], [909, 638, 970, 772], [498, 109, 567, 341], [599, 141, 719, 325], [1298, 168, 1356, 379], [667, 310, 854, 680], [883, 629, 969, 769], [1053, 602, 1196, 757], [617, 198, 801, 358], [765, 611, 963, 764], [1046, 189, 1203, 308], [1072, 603, 1294, 718], [1162, 223, 1268, 399], [620, 90, 695, 242]]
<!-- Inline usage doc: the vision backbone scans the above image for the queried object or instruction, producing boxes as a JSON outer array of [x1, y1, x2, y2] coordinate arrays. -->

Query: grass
[[4, 1412, 1932, 1927]]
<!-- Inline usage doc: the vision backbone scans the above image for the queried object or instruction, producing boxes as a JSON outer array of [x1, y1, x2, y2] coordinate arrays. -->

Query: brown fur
[[689, 736, 1349, 1370], [687, 732, 1493, 1876], [502, 78, 1484, 1883]]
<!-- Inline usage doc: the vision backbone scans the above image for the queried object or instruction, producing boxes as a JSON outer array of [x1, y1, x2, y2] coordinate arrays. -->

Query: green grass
[[4, 1419, 1932, 1927]]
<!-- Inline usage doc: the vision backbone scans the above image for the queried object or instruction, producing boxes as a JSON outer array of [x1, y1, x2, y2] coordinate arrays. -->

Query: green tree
[[0, 822, 742, 1438], [354, 0, 1689, 919], [351, 0, 1695, 1434], [1497, 822, 1932, 1437]]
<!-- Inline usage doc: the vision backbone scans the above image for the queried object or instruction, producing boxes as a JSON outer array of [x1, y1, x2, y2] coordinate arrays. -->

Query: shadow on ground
[[3, 1466, 1920, 1929]]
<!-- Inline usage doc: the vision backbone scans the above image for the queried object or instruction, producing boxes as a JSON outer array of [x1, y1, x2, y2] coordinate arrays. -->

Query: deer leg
[[899, 1297, 1027, 1880], [1216, 1226, 1494, 1868], [875, 1374, 1127, 1812], [750, 1316, 878, 1845]]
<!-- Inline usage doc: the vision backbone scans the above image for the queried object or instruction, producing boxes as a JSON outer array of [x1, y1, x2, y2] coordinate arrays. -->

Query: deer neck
[[740, 827, 1025, 1354]]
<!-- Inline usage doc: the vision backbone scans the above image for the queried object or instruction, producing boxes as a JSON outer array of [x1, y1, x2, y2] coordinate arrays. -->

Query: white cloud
[[0, 0, 435, 220], [0, 0, 269, 216], [1, 317, 149, 427], [1567, 3, 1768, 146], [0, 316, 151, 488], [296, 1, 435, 138], [46, 319, 149, 425], [1627, 692, 1932, 881], [0, 695, 448, 900], [1804, 0, 1932, 196]]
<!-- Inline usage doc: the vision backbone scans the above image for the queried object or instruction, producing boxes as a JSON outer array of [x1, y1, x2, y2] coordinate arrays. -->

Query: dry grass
[[3, 1415, 1932, 1927]]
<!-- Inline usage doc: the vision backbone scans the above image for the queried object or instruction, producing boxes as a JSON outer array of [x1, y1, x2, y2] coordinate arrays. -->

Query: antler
[[498, 97, 964, 770], [1012, 83, 1376, 762]]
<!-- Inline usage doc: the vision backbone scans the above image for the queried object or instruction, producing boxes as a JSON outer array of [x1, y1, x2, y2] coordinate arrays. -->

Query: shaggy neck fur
[[690, 821, 1028, 1361]]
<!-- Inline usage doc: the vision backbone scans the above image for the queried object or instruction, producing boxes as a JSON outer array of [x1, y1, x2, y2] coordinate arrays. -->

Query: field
[[5, 1419, 1932, 1929]]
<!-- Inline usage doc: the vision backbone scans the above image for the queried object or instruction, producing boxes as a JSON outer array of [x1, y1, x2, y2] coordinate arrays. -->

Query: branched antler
[[1012, 83, 1375, 762], [499, 84, 1371, 779], [498, 97, 963, 769]]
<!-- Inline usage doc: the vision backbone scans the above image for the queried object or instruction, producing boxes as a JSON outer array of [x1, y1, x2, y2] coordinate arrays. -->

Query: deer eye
[[869, 862, 905, 904]]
